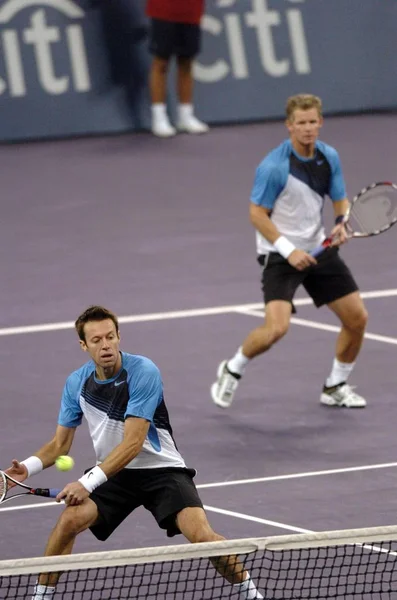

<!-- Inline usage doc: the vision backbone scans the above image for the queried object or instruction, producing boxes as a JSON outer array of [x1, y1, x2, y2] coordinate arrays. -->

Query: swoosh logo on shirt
[[114, 380, 126, 387]]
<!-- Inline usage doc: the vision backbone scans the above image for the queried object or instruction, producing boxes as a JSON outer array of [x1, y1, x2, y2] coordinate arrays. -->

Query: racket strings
[[350, 185, 397, 234], [0, 473, 8, 501]]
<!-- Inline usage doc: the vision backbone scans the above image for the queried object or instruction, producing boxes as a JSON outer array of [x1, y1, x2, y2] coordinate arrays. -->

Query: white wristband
[[273, 236, 296, 259], [21, 456, 43, 477], [78, 466, 107, 494]]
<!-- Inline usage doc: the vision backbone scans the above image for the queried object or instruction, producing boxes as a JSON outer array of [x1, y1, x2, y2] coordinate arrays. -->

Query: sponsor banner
[[0, 0, 396, 141]]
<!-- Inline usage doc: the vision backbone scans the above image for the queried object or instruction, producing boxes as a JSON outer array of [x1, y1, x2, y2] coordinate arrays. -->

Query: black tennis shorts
[[149, 18, 201, 59], [258, 247, 359, 310], [88, 467, 203, 541]]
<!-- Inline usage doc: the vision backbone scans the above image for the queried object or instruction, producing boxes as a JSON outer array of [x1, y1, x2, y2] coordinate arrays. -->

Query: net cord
[[2, 524, 397, 576]]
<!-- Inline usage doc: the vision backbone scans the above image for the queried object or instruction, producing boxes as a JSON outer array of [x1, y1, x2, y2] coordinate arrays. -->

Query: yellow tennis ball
[[55, 455, 75, 472]]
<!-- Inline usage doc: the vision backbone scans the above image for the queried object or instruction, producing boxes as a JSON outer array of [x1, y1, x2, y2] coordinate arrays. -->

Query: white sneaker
[[151, 118, 176, 138], [320, 383, 367, 408], [177, 115, 210, 134], [211, 360, 241, 408]]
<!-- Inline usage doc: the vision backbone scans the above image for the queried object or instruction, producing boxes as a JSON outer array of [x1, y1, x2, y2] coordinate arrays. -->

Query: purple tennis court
[[1, 113, 397, 564]]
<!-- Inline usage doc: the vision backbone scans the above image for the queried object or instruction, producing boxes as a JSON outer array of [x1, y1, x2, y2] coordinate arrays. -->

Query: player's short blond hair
[[286, 94, 322, 122]]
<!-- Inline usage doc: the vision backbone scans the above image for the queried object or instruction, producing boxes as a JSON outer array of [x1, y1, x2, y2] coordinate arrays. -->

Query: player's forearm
[[34, 439, 71, 468], [250, 205, 283, 244], [333, 198, 350, 219], [96, 440, 143, 479], [21, 437, 73, 477]]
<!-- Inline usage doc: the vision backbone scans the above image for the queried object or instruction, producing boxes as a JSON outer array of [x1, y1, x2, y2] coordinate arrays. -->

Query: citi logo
[[195, 0, 311, 83], [0, 0, 91, 97]]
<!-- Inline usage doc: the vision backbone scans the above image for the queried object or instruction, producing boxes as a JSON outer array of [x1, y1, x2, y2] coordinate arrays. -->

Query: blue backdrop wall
[[0, 0, 396, 141]]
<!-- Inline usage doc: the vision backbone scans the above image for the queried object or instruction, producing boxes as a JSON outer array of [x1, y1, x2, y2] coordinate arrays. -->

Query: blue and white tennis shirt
[[250, 139, 347, 254], [58, 352, 186, 470]]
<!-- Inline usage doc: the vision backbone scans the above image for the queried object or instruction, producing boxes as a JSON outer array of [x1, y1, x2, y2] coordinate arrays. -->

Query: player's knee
[[190, 527, 224, 544], [58, 506, 93, 536], [268, 322, 289, 344], [347, 308, 368, 333]]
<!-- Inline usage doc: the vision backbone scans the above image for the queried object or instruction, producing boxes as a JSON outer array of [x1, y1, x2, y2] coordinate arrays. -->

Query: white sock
[[233, 574, 263, 599], [32, 583, 56, 600], [151, 103, 169, 121], [325, 358, 355, 387], [227, 347, 250, 376], [178, 103, 194, 121]]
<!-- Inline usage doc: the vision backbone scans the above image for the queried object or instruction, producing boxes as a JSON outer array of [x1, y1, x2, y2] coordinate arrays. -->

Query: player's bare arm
[[97, 417, 150, 477], [330, 197, 350, 246], [249, 203, 316, 271], [6, 425, 76, 484], [57, 417, 150, 506]]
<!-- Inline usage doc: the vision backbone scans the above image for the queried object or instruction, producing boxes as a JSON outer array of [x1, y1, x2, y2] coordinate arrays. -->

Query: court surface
[[1, 113, 397, 561]]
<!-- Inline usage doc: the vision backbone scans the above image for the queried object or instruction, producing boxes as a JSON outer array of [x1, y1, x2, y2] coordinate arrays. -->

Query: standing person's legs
[[175, 24, 209, 134], [148, 19, 176, 137]]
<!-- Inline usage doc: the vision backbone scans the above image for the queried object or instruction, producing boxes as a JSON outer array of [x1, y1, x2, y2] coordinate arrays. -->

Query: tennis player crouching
[[5, 306, 263, 600]]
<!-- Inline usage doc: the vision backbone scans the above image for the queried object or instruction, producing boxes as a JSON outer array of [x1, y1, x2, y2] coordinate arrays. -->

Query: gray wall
[[0, 0, 396, 141]]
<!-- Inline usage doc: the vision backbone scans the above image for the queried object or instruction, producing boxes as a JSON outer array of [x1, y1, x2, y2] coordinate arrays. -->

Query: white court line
[[0, 288, 396, 337], [203, 506, 397, 556], [237, 308, 397, 345], [204, 505, 309, 534], [2, 461, 397, 513], [197, 461, 397, 489]]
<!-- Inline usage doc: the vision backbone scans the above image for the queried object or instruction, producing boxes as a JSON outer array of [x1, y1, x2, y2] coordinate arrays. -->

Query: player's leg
[[33, 499, 99, 596], [146, 469, 263, 599], [322, 291, 368, 407], [303, 249, 368, 407], [177, 507, 263, 599], [211, 254, 304, 408], [175, 24, 209, 134], [148, 18, 176, 137]]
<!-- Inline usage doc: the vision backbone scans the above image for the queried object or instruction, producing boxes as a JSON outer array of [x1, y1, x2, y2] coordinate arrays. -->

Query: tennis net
[[1, 525, 397, 599]]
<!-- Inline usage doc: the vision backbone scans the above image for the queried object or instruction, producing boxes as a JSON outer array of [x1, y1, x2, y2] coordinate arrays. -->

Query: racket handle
[[310, 237, 332, 258], [33, 488, 62, 498], [310, 245, 326, 258]]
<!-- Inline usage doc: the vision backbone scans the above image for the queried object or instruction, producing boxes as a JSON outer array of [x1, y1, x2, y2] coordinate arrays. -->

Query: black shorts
[[149, 18, 201, 59], [258, 247, 359, 310], [89, 467, 203, 541]]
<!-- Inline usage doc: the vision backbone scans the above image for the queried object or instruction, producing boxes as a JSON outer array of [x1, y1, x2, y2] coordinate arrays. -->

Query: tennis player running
[[211, 94, 368, 410], [5, 306, 263, 600]]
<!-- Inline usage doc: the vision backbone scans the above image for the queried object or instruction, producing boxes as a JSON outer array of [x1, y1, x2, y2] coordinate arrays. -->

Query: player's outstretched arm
[[5, 425, 76, 484]]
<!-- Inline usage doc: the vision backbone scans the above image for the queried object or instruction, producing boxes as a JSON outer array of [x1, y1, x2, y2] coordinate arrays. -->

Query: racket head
[[0, 471, 7, 502], [348, 182, 397, 237]]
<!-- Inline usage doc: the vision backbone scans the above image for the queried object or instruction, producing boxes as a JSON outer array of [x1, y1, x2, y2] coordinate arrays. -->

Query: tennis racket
[[311, 182, 397, 257], [0, 470, 61, 505]]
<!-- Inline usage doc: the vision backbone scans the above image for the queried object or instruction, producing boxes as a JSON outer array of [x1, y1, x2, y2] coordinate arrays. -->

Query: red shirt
[[146, 0, 204, 25]]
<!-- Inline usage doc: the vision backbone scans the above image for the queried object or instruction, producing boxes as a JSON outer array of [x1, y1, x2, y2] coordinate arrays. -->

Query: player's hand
[[287, 249, 317, 271], [330, 222, 348, 247], [4, 460, 28, 486], [56, 482, 90, 505]]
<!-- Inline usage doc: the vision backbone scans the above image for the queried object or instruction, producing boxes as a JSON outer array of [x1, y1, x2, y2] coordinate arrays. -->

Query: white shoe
[[320, 383, 367, 408], [177, 115, 209, 134], [211, 360, 241, 408], [151, 118, 176, 138]]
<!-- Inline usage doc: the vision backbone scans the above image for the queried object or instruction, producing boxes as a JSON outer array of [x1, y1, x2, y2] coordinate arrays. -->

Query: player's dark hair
[[75, 306, 119, 342], [286, 94, 322, 122]]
